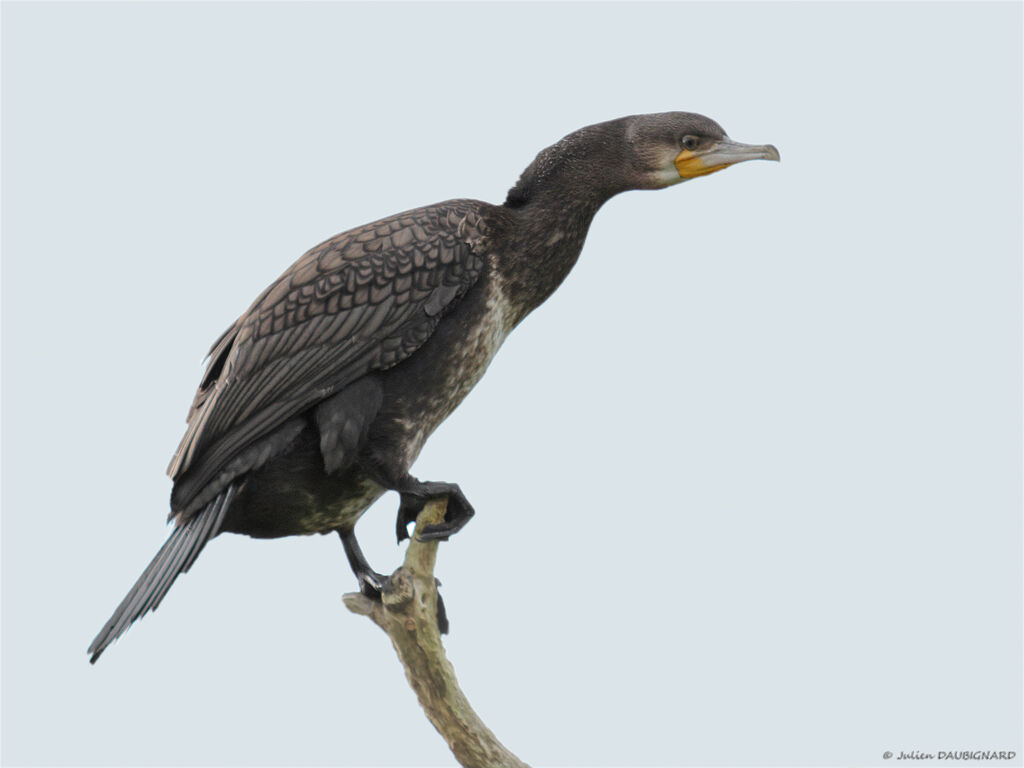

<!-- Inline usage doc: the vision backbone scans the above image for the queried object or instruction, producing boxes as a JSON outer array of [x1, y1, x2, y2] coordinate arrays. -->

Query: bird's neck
[[495, 186, 611, 328]]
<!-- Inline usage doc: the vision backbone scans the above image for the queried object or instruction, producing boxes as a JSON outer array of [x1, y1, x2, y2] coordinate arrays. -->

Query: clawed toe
[[395, 478, 476, 543], [417, 522, 457, 541], [416, 491, 474, 541], [358, 570, 391, 599], [339, 511, 452, 634]]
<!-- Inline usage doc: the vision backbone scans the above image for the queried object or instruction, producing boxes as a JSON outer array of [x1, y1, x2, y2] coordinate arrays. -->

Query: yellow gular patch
[[674, 149, 729, 179]]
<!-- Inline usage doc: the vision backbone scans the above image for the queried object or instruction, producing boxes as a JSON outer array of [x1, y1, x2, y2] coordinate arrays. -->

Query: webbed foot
[[357, 568, 392, 599], [338, 528, 449, 633], [395, 479, 475, 542]]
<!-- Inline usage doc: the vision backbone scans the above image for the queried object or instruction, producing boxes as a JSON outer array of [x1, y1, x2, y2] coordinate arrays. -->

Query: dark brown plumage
[[89, 112, 778, 662]]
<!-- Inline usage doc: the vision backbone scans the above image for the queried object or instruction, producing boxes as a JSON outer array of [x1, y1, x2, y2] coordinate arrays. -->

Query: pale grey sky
[[2, 2, 1021, 766]]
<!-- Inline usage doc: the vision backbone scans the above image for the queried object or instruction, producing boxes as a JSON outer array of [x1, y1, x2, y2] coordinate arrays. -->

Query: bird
[[88, 112, 779, 663]]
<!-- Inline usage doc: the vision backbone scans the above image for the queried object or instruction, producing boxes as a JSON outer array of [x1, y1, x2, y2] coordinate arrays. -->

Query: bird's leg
[[338, 526, 450, 634], [337, 528, 390, 598], [393, 476, 475, 543]]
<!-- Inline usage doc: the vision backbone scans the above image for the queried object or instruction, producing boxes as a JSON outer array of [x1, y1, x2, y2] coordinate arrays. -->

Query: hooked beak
[[674, 137, 780, 179]]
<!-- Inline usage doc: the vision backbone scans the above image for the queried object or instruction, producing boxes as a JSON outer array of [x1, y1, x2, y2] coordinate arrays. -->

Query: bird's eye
[[682, 136, 699, 151]]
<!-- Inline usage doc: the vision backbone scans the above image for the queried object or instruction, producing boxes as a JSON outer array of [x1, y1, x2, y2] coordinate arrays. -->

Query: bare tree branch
[[343, 500, 530, 768]]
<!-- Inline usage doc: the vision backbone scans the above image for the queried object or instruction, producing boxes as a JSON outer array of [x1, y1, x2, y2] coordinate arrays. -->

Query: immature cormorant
[[89, 112, 778, 662]]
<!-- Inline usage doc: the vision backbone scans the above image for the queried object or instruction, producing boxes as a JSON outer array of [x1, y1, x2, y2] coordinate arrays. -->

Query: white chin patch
[[655, 166, 687, 187]]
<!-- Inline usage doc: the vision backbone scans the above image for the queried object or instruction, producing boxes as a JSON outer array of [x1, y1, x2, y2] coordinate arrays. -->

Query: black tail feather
[[88, 486, 235, 663]]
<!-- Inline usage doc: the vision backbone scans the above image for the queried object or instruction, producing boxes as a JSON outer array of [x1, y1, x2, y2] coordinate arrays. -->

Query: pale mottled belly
[[388, 277, 510, 469], [223, 428, 387, 537]]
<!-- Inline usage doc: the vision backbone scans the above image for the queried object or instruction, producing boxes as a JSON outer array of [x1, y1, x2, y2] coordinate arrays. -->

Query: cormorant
[[88, 112, 778, 662]]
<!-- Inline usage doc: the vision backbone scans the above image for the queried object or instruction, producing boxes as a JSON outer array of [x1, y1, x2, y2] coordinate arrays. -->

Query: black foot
[[394, 479, 475, 543], [357, 568, 391, 599], [338, 528, 390, 598], [340, 528, 448, 633]]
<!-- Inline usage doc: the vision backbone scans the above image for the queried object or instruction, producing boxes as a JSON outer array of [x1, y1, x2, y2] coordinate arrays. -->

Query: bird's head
[[504, 111, 779, 208], [622, 111, 780, 190]]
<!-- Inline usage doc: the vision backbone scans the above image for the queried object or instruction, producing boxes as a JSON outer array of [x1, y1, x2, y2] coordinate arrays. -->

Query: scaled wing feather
[[167, 202, 489, 514]]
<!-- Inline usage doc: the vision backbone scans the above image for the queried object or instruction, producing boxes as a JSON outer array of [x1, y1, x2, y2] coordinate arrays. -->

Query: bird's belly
[[222, 425, 386, 537]]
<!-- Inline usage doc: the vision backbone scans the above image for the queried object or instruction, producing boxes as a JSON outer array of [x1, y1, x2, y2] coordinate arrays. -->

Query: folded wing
[[167, 201, 491, 516]]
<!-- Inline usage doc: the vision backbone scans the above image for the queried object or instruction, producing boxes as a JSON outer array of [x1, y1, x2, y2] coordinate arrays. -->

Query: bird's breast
[[439, 277, 510, 410], [380, 272, 511, 469]]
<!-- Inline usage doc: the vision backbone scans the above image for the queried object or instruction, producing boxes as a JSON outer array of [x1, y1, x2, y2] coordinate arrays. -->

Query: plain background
[[2, 2, 1021, 766]]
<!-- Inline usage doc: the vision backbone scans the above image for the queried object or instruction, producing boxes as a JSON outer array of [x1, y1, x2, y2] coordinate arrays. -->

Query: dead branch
[[343, 500, 530, 768]]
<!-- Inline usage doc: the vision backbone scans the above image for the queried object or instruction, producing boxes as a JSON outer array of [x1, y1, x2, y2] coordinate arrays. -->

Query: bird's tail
[[88, 485, 235, 664]]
